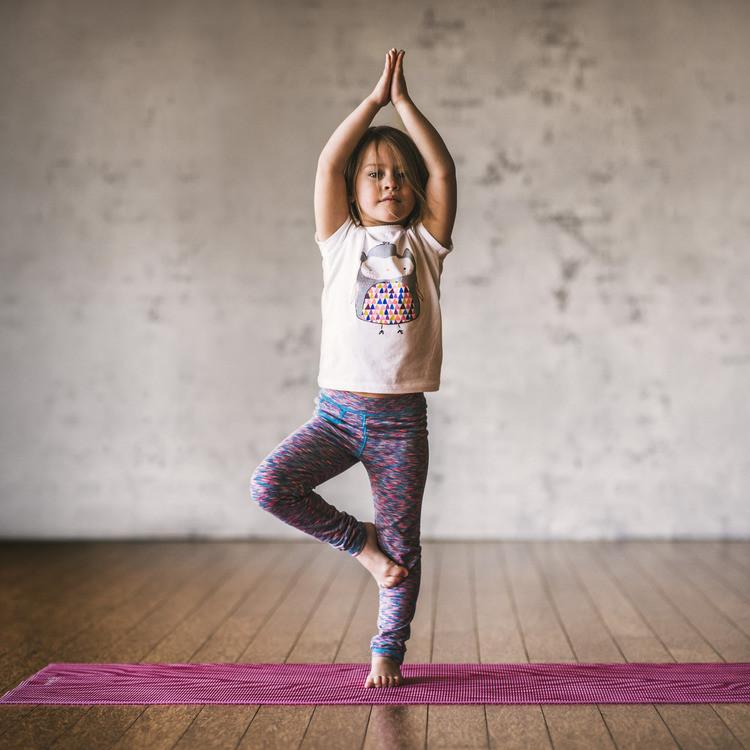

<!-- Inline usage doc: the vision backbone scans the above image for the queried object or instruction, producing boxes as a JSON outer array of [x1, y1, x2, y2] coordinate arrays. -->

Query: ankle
[[350, 523, 369, 557]]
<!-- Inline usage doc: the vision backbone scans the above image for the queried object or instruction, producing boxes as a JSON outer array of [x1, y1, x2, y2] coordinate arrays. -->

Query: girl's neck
[[361, 222, 406, 243]]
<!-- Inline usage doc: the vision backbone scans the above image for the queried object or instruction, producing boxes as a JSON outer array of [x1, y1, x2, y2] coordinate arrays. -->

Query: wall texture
[[1, 0, 748, 539]]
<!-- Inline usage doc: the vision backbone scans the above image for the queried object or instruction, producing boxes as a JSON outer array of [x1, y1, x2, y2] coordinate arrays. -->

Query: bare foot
[[353, 522, 409, 589], [365, 654, 404, 688]]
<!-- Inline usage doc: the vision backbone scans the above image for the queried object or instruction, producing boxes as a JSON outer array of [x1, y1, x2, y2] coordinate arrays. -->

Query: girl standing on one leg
[[251, 48, 457, 688]]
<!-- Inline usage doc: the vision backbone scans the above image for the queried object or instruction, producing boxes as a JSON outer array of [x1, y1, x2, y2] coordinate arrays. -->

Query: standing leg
[[250, 407, 368, 556], [360, 405, 429, 666]]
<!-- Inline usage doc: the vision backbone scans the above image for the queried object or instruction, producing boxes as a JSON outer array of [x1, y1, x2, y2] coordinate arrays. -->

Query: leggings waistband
[[316, 388, 426, 417]]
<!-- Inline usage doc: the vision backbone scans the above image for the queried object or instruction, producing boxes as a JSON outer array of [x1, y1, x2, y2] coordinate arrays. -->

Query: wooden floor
[[0, 540, 748, 749]]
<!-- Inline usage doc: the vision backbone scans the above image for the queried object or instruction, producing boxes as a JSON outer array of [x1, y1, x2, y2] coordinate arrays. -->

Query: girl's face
[[351, 142, 416, 227]]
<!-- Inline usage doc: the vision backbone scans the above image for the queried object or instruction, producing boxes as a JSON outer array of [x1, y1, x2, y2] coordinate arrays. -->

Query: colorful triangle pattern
[[362, 281, 416, 324]]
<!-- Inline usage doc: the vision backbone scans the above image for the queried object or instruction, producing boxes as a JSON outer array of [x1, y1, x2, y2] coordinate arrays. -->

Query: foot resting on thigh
[[353, 521, 409, 589], [365, 654, 404, 688]]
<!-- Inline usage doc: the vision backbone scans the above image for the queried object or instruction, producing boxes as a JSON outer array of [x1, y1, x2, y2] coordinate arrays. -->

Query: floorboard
[[0, 540, 747, 749]]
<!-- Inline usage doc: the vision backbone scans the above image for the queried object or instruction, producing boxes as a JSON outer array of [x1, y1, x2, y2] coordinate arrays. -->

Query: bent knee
[[249, 464, 273, 509], [250, 463, 297, 510]]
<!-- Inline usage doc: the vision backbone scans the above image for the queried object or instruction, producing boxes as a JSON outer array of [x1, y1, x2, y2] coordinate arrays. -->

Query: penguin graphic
[[352, 240, 422, 334]]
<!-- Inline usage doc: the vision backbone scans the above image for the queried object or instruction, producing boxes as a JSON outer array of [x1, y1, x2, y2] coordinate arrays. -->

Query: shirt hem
[[318, 379, 440, 394]]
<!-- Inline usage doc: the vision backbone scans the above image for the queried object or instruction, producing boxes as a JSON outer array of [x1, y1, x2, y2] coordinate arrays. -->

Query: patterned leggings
[[250, 388, 429, 666]]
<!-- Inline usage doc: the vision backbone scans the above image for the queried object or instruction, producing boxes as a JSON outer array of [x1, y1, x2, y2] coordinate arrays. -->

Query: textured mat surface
[[1, 662, 748, 705]]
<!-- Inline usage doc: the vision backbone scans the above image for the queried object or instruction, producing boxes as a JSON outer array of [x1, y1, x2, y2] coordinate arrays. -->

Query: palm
[[371, 50, 396, 107], [390, 51, 408, 103]]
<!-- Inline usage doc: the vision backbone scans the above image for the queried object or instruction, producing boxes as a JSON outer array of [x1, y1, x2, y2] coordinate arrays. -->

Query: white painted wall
[[1, 0, 748, 539]]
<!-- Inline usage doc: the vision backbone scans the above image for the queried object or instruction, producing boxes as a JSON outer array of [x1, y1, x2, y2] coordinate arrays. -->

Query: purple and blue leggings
[[250, 388, 429, 666]]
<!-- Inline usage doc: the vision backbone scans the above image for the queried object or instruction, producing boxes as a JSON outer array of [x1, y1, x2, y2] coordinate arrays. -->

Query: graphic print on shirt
[[353, 241, 422, 335]]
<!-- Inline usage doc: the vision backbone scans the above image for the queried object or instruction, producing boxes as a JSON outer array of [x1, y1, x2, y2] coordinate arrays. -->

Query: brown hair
[[344, 125, 429, 229]]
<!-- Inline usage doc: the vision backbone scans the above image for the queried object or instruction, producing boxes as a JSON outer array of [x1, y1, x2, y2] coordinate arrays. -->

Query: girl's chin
[[375, 204, 404, 216]]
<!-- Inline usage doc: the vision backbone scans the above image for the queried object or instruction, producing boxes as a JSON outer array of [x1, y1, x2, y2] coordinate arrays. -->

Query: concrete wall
[[1, 0, 748, 540]]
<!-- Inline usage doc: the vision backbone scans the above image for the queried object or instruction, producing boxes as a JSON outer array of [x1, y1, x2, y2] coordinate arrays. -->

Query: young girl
[[250, 48, 457, 688]]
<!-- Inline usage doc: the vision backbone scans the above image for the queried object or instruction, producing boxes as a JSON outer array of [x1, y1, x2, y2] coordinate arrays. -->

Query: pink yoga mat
[[1, 662, 748, 705]]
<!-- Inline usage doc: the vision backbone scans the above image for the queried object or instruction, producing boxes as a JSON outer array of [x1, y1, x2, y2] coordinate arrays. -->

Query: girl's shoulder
[[314, 216, 357, 257], [410, 219, 454, 258]]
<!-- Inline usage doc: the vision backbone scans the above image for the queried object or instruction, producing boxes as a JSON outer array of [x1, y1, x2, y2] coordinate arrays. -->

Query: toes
[[366, 673, 402, 687], [384, 570, 409, 586]]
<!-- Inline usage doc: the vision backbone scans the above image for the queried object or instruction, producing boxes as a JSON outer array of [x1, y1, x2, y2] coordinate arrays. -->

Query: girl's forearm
[[393, 97, 455, 176], [318, 96, 381, 171]]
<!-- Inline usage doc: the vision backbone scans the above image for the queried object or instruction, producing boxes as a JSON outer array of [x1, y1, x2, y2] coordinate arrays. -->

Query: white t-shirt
[[314, 216, 453, 394]]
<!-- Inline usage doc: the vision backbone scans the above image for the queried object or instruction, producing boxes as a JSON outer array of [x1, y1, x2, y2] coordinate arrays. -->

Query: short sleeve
[[314, 216, 354, 257], [416, 221, 454, 258]]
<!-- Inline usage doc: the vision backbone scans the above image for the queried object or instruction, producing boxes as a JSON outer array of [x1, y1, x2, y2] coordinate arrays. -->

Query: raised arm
[[391, 50, 457, 247], [317, 97, 381, 172], [315, 50, 398, 241]]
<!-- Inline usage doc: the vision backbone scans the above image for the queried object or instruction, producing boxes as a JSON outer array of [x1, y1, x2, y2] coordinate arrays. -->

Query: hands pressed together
[[369, 48, 410, 109]]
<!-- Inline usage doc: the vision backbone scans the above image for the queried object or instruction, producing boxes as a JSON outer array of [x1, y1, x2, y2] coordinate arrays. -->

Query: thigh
[[360, 417, 429, 550], [253, 414, 361, 496]]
